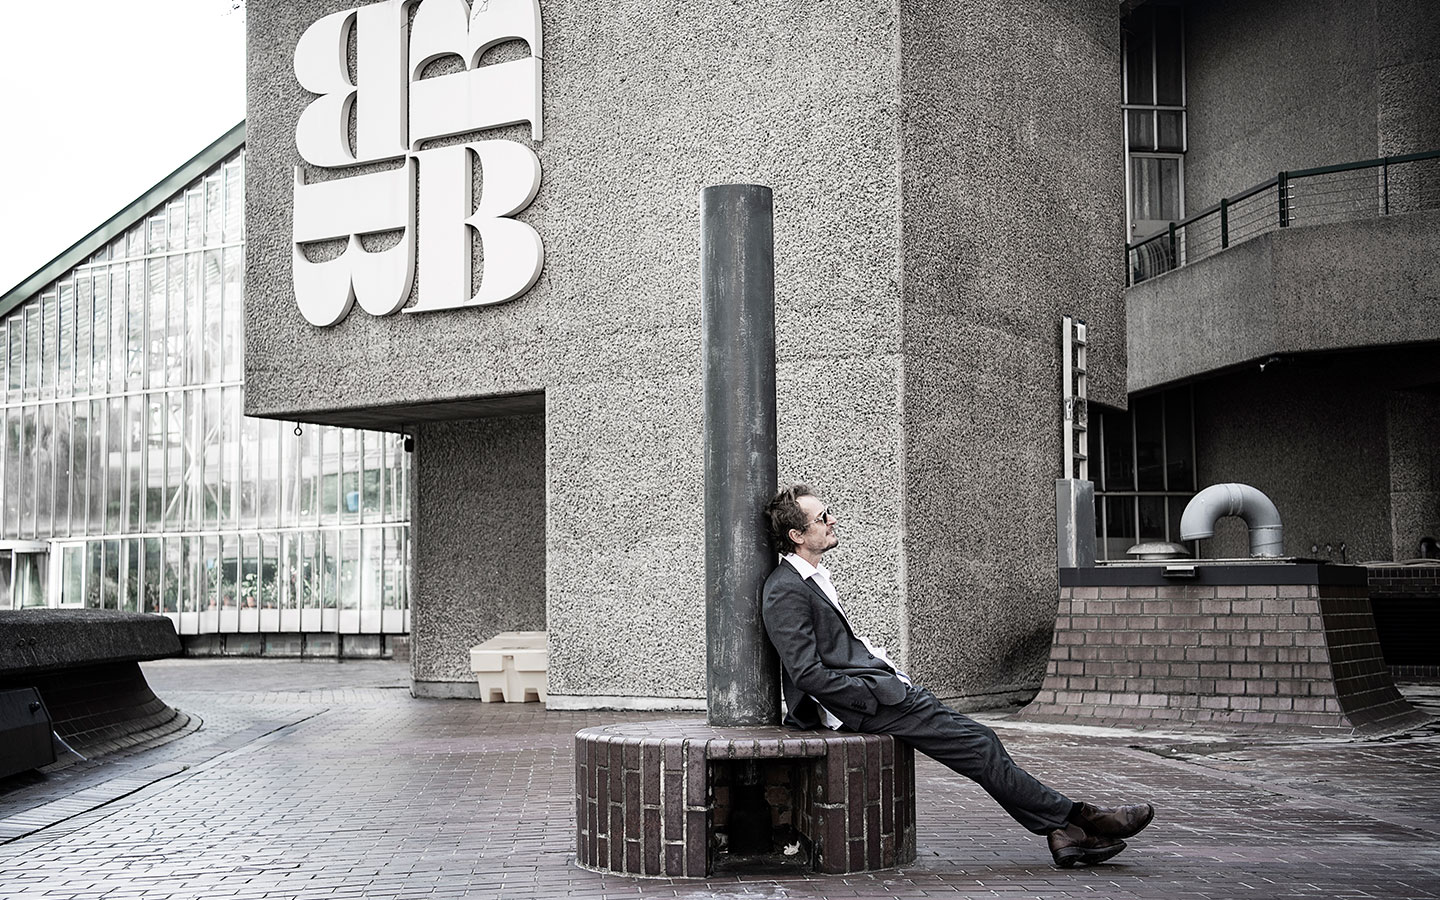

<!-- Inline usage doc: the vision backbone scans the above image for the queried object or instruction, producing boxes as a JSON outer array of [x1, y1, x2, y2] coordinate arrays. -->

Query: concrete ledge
[[411, 679, 482, 700], [1, 609, 181, 675], [575, 720, 916, 878], [547, 694, 706, 711]]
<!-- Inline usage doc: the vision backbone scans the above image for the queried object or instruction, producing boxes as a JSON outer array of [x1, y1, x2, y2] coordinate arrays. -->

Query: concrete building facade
[[243, 0, 1125, 706], [242, 0, 1439, 706]]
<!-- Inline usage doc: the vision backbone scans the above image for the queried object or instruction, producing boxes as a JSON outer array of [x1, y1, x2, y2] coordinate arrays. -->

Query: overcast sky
[[0, 0, 247, 295]]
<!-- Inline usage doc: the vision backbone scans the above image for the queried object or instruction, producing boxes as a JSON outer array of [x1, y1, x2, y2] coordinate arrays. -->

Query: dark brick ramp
[[2, 658, 1439, 900], [1029, 565, 1432, 735]]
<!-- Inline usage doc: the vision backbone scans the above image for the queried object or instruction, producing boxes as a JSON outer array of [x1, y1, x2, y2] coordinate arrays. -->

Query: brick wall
[[574, 721, 915, 878], [1024, 565, 1429, 735]]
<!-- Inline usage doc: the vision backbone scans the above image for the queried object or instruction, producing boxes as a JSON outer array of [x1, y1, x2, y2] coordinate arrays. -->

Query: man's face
[[790, 494, 839, 557]]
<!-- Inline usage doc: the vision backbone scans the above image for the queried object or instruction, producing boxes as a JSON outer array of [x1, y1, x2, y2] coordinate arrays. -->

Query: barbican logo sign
[[290, 0, 544, 327]]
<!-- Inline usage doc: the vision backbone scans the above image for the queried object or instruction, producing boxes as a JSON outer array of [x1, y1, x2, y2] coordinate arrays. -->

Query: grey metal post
[[1055, 479, 1097, 569], [701, 184, 780, 727]]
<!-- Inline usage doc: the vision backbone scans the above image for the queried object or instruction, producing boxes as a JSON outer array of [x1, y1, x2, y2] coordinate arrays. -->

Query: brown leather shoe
[[1048, 823, 1126, 868], [1071, 802, 1155, 839]]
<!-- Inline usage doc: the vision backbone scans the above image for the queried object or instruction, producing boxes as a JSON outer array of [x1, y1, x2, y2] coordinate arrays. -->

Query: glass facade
[[0, 146, 412, 637]]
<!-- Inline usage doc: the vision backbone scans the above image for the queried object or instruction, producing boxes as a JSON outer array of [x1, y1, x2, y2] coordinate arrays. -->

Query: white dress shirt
[[782, 553, 911, 729]]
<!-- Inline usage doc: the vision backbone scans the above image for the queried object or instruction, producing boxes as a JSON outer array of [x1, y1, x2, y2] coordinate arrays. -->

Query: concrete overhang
[[1126, 208, 1440, 393]]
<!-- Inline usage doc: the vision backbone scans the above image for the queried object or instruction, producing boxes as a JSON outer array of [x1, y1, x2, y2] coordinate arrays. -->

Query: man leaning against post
[[760, 483, 1156, 867]]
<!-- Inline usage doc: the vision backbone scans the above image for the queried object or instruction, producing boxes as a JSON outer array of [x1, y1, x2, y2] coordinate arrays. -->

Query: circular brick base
[[575, 719, 916, 878]]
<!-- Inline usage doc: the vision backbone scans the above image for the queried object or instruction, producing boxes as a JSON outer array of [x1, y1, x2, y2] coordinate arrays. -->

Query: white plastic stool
[[469, 631, 548, 703]]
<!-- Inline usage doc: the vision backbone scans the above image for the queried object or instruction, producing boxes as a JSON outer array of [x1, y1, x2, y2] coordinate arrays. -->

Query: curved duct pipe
[[1179, 483, 1284, 558]]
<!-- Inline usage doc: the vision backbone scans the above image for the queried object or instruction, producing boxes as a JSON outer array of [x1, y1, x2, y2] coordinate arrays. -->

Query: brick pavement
[[1, 659, 1438, 899]]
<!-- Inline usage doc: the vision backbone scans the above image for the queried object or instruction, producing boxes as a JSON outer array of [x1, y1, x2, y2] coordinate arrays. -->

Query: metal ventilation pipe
[[1180, 483, 1284, 558]]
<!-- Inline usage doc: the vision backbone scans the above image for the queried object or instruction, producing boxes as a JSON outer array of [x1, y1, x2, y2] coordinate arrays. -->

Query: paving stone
[[0, 661, 1438, 899]]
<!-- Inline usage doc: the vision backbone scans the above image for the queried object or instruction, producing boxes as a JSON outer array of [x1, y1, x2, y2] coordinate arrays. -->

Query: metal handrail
[[1127, 148, 1440, 285]]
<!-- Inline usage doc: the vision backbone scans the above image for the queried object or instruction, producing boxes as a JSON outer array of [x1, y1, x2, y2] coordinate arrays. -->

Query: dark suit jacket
[[761, 557, 909, 729]]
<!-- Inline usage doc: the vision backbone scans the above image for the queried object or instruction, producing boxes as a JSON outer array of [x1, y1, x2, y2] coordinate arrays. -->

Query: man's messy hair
[[765, 484, 814, 554]]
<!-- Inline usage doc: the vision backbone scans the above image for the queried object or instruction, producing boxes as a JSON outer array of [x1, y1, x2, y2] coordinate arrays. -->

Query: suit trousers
[[857, 685, 1073, 834]]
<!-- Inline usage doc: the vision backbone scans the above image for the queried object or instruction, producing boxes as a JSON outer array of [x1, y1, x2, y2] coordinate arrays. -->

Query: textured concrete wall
[[1377, 0, 1440, 156], [411, 415, 546, 695], [1376, 0, 1440, 212], [897, 0, 1124, 703], [1184, 0, 1378, 209], [1127, 209, 1440, 393], [1387, 390, 1440, 561], [1192, 362, 1401, 563]]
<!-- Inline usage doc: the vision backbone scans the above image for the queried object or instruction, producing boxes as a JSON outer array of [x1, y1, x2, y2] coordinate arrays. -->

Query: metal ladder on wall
[[1062, 315, 1089, 482]]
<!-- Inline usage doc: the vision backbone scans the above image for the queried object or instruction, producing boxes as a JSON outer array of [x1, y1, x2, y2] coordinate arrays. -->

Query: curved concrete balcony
[[1126, 207, 1440, 393]]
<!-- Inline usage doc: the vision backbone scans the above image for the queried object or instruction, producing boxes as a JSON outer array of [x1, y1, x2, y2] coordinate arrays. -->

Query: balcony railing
[[1127, 149, 1440, 286]]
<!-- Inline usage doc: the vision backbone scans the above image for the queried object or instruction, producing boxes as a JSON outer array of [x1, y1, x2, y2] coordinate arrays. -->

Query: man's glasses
[[807, 509, 833, 529]]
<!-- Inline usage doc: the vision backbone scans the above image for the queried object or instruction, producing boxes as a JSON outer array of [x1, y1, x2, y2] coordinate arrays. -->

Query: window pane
[[20, 406, 36, 538], [124, 538, 142, 612], [167, 537, 189, 612], [147, 396, 165, 528], [1127, 110, 1154, 151], [40, 293, 56, 400], [75, 275, 93, 397], [146, 257, 165, 389], [89, 399, 106, 529], [1164, 389, 1194, 491], [71, 401, 92, 535], [1134, 394, 1165, 491], [1154, 5, 1184, 106], [322, 529, 340, 609], [259, 531, 279, 609], [143, 538, 163, 613], [167, 255, 186, 387], [59, 282, 75, 398], [1101, 410, 1134, 492], [4, 409, 20, 537], [87, 541, 104, 608], [106, 396, 124, 532], [224, 158, 244, 243], [127, 395, 144, 530], [8, 322, 22, 402], [127, 260, 145, 389], [257, 418, 280, 527], [1124, 7, 1154, 105], [25, 305, 40, 400], [1103, 495, 1137, 560], [222, 247, 243, 381], [1156, 111, 1185, 152], [1138, 495, 1167, 542], [187, 186, 204, 249], [53, 402, 71, 535], [240, 410, 260, 526], [109, 265, 127, 390], [203, 250, 223, 383], [300, 530, 320, 609], [205, 533, 223, 610], [92, 270, 109, 390], [62, 545, 84, 606], [1131, 157, 1182, 222]]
